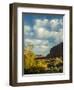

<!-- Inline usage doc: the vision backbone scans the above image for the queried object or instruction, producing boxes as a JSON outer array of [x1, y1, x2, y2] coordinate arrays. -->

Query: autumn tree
[[24, 42, 48, 73], [24, 43, 36, 69]]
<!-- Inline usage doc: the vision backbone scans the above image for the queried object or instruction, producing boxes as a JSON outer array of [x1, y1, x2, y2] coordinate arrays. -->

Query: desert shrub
[[47, 57, 63, 73], [24, 43, 63, 74]]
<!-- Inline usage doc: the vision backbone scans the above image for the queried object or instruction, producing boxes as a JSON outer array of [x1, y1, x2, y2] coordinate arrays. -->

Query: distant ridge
[[47, 42, 63, 58]]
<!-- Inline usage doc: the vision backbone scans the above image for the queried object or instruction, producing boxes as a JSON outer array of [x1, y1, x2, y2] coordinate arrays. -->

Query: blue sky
[[22, 13, 63, 56]]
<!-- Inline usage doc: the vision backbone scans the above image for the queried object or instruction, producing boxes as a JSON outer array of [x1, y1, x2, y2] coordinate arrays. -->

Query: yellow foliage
[[24, 46, 47, 70], [24, 46, 36, 69], [54, 57, 63, 66], [36, 60, 47, 70], [24, 45, 63, 73]]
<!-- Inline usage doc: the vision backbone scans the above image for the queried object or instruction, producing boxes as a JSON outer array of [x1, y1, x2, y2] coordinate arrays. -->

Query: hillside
[[47, 42, 63, 58]]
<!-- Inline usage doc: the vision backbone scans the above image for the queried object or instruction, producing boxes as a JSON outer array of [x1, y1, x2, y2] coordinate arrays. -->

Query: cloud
[[24, 39, 49, 46], [24, 25, 34, 37], [49, 19, 63, 30], [24, 29, 63, 55], [35, 19, 42, 26], [35, 19, 49, 26], [59, 19, 63, 25], [24, 25, 31, 36], [33, 18, 63, 31], [34, 18, 63, 30], [24, 38, 51, 56], [49, 19, 59, 26], [35, 27, 49, 38], [33, 18, 63, 44], [54, 30, 63, 44], [24, 25, 31, 32], [24, 18, 63, 55], [34, 27, 63, 42]]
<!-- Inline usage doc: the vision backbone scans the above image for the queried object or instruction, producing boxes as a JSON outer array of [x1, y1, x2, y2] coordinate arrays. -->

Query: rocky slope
[[47, 42, 63, 58]]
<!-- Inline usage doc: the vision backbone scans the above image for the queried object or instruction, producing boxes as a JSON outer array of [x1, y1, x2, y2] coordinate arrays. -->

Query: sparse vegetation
[[24, 43, 63, 74]]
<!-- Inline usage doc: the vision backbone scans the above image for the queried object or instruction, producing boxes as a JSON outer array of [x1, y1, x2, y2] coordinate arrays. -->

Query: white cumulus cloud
[[24, 18, 63, 55], [33, 18, 63, 44], [24, 38, 50, 56], [34, 27, 63, 42], [24, 25, 31, 32], [49, 19, 63, 30]]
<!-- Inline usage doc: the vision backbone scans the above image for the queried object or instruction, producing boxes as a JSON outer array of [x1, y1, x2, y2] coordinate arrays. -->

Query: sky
[[22, 13, 63, 56]]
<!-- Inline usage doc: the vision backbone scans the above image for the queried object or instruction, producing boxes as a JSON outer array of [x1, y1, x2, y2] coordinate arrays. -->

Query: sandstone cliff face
[[47, 42, 63, 58]]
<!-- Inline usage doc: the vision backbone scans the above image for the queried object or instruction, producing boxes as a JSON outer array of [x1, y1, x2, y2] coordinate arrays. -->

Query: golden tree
[[24, 42, 48, 73], [24, 43, 36, 69]]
